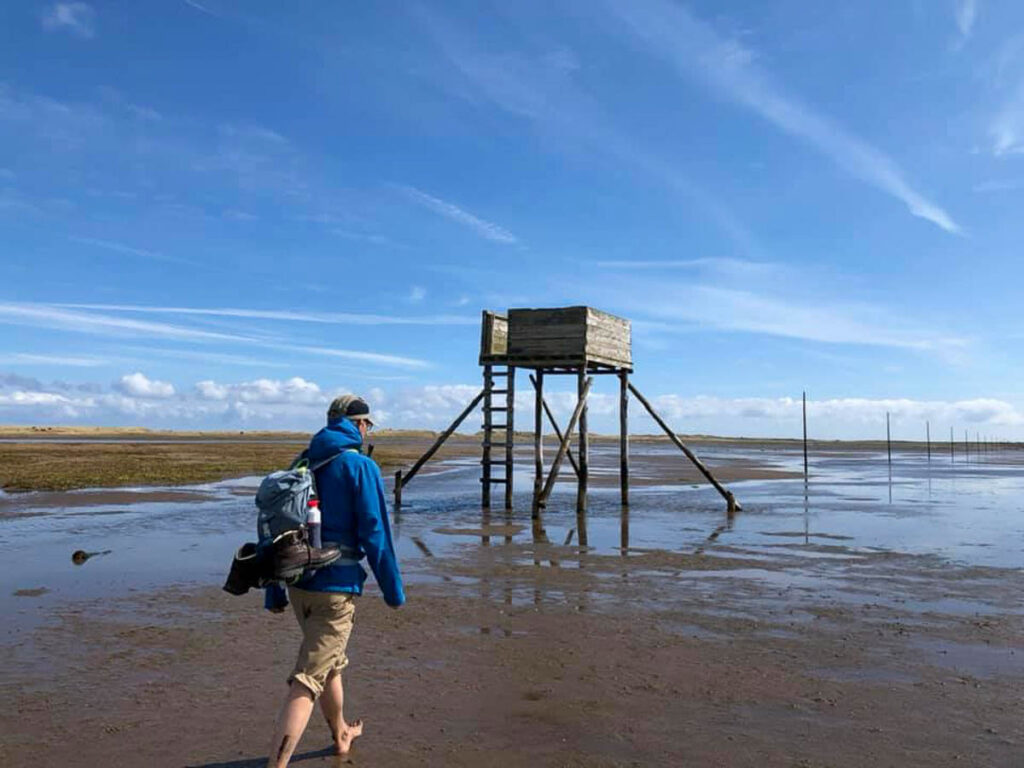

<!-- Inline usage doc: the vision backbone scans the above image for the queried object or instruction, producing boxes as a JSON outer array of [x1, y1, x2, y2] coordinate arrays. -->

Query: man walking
[[266, 394, 405, 767]]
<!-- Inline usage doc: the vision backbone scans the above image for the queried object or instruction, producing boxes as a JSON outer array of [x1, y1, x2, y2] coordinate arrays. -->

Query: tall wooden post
[[619, 371, 629, 507], [394, 470, 403, 509], [533, 370, 544, 506], [926, 421, 931, 463], [802, 391, 809, 481], [950, 426, 954, 463], [886, 412, 892, 471], [505, 367, 515, 509], [576, 368, 589, 515], [965, 430, 969, 462]]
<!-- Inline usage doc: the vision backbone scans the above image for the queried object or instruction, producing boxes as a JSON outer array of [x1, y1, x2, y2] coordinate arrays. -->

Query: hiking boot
[[271, 528, 343, 583], [223, 542, 270, 595]]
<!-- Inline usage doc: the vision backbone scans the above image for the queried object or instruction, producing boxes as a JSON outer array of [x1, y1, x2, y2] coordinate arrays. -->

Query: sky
[[1, 0, 1023, 439]]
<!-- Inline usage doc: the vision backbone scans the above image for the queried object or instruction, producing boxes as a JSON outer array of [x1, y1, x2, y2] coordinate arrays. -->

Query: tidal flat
[[1, 439, 1023, 766]]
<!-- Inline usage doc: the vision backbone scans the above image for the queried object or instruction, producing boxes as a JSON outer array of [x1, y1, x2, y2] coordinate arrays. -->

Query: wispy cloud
[[331, 229, 402, 247], [605, 0, 961, 234], [57, 302, 476, 326], [69, 236, 187, 264], [955, 0, 979, 43], [991, 82, 1024, 155], [398, 185, 518, 244], [973, 178, 1024, 193], [596, 258, 779, 279], [0, 302, 240, 344], [41, 2, 96, 39], [182, 0, 216, 16], [0, 303, 432, 369], [0, 352, 107, 367], [613, 282, 967, 354], [418, 9, 761, 256]]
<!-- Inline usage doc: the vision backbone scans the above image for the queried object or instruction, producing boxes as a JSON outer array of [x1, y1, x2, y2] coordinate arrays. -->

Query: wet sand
[[2, 544, 1022, 767], [2, 445, 1024, 766]]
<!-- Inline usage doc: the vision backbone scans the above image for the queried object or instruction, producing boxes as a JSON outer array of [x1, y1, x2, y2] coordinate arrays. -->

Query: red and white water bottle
[[306, 498, 322, 548]]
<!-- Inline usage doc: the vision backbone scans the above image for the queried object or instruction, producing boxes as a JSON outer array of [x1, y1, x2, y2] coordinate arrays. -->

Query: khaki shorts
[[286, 587, 356, 698]]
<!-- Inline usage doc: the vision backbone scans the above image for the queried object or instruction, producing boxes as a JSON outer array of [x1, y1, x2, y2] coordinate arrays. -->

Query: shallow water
[[2, 443, 1023, 642]]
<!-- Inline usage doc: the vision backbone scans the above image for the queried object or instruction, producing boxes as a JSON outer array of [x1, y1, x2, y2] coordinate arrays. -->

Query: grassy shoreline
[[0, 432, 481, 493], [2, 425, 1018, 493]]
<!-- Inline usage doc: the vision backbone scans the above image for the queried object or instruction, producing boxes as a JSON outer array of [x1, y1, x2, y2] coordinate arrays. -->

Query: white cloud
[[605, 0, 961, 234], [955, 0, 979, 42], [409, 286, 427, 302], [399, 185, 519, 244], [233, 377, 322, 404], [41, 2, 96, 39], [0, 390, 73, 407], [1, 373, 1022, 439], [115, 372, 175, 399], [649, 395, 1024, 427], [195, 380, 228, 400]]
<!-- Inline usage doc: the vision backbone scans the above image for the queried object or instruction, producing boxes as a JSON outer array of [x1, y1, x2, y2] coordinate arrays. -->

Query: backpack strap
[[309, 448, 358, 472]]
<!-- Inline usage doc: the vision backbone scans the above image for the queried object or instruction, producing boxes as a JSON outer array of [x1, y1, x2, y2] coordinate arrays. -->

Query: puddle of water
[[909, 637, 1024, 678], [810, 666, 918, 684], [3, 443, 1024, 642]]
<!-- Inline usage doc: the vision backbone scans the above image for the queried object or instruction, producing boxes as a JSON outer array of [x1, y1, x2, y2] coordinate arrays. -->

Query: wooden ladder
[[481, 364, 515, 508]]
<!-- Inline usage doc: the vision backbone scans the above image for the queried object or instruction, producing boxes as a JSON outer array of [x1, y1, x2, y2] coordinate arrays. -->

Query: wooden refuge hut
[[479, 306, 631, 512], [395, 306, 738, 515]]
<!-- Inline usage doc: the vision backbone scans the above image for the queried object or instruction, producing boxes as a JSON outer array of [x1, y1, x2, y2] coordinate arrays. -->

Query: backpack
[[255, 451, 351, 543]]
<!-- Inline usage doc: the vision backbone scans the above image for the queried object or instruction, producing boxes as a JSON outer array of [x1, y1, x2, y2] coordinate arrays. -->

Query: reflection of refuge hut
[[396, 306, 737, 515]]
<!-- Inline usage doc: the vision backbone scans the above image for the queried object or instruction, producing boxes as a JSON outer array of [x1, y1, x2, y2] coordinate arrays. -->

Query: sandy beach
[[2, 436, 1023, 766]]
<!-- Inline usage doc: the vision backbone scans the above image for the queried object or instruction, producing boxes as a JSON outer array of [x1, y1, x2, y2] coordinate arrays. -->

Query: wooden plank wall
[[585, 307, 631, 368], [479, 311, 509, 364], [505, 306, 631, 369]]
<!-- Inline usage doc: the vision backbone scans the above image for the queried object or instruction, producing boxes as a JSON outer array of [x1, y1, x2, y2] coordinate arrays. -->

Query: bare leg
[[267, 682, 315, 768], [319, 669, 363, 755]]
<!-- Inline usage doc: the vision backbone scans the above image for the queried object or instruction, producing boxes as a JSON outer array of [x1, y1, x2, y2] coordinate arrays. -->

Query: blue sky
[[1, 0, 1023, 439]]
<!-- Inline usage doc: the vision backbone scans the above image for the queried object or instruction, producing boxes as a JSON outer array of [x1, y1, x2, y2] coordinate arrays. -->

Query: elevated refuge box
[[479, 306, 632, 371]]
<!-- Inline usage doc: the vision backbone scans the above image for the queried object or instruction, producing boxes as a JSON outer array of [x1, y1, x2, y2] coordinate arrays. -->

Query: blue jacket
[[265, 417, 405, 608]]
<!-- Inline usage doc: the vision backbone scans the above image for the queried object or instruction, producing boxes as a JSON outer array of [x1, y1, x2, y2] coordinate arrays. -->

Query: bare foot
[[333, 719, 363, 755]]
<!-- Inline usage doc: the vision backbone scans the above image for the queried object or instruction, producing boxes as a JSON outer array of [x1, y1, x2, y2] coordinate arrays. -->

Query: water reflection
[[6, 441, 1024, 630], [619, 505, 629, 556], [694, 505, 736, 555]]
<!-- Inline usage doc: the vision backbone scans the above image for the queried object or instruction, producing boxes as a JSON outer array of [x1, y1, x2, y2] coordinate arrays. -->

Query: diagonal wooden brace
[[628, 382, 741, 513], [528, 373, 580, 479], [396, 388, 485, 505], [534, 376, 593, 513]]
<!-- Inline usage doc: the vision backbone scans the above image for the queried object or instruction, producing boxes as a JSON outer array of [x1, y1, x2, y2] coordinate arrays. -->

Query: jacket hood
[[308, 417, 363, 462]]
